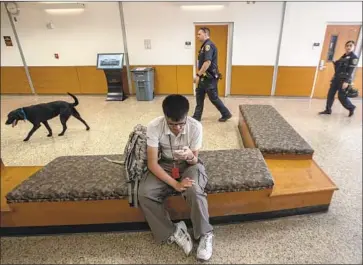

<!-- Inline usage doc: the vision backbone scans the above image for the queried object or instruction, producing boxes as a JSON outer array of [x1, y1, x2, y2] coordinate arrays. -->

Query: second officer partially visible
[[319, 40, 359, 117], [192, 27, 232, 122]]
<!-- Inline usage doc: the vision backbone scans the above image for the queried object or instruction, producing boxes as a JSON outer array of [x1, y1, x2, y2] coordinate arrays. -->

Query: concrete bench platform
[[238, 104, 314, 159], [6, 149, 274, 204]]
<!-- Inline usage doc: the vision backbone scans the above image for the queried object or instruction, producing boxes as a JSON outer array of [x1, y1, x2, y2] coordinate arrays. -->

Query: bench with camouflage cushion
[[6, 149, 274, 204], [238, 104, 314, 159]]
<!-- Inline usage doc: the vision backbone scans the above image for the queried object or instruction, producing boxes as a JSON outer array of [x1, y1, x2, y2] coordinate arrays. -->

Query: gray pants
[[138, 160, 213, 243]]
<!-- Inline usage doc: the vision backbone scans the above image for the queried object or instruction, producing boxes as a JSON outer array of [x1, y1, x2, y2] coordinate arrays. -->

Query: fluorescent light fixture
[[40, 2, 70, 4], [41, 2, 85, 14], [44, 8, 84, 15], [180, 5, 225, 11]]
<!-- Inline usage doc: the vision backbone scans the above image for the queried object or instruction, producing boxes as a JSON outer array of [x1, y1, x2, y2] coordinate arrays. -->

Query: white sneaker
[[197, 232, 213, 261], [167, 221, 193, 256]]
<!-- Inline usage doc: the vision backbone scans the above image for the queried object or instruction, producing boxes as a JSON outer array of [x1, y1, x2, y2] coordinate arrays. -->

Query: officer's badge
[[352, 58, 358, 65], [205, 45, 210, 51]]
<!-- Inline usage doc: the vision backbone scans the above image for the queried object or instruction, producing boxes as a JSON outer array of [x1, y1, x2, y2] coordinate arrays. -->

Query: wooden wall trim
[[275, 66, 316, 97], [231, 66, 274, 96], [353, 67, 362, 97], [2, 65, 335, 97], [176, 65, 194, 95], [76, 66, 107, 94], [29, 66, 81, 94], [0, 67, 32, 94]]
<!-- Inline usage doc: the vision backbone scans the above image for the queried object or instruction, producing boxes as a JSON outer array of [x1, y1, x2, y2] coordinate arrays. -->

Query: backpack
[[104, 124, 148, 207]]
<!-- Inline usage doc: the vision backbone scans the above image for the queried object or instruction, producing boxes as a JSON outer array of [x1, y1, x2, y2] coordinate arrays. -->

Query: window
[[327, 35, 338, 62]]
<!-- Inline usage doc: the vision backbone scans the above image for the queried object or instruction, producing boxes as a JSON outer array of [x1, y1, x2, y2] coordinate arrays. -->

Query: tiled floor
[[1, 94, 362, 264]]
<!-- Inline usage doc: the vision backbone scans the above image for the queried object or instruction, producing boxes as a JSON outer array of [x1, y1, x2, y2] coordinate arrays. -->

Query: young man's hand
[[174, 146, 194, 161], [173, 177, 195, 192]]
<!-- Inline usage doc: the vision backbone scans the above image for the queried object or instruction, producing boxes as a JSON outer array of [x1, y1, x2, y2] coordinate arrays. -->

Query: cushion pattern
[[239, 104, 314, 155], [6, 155, 127, 203], [201, 149, 273, 193], [6, 149, 274, 203]]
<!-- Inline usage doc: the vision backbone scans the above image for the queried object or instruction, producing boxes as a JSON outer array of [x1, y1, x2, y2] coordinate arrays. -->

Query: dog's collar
[[21, 108, 27, 121]]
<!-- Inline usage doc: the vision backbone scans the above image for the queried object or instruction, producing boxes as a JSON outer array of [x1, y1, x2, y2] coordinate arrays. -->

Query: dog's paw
[[23, 138, 29, 142], [86, 127, 90, 131], [47, 134, 52, 137], [58, 133, 64, 136]]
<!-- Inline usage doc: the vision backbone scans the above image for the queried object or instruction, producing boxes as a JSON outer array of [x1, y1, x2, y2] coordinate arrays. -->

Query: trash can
[[131, 67, 155, 101]]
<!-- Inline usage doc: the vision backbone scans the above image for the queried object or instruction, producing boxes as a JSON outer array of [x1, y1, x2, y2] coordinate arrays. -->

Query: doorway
[[194, 24, 230, 97], [312, 25, 361, 99]]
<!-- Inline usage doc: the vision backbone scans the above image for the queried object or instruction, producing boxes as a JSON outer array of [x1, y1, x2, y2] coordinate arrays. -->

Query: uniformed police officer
[[319, 40, 359, 117], [192, 27, 232, 122]]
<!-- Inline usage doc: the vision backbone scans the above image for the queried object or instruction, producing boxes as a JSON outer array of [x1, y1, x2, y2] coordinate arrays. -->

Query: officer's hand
[[342, 82, 349, 90], [194, 76, 200, 85]]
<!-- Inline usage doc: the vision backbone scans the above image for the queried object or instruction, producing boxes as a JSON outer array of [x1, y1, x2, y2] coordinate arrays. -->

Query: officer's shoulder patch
[[205, 45, 211, 51], [352, 58, 358, 65]]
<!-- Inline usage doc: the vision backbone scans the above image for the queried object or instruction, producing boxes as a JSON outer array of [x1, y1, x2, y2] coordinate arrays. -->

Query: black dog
[[5, 92, 90, 141]]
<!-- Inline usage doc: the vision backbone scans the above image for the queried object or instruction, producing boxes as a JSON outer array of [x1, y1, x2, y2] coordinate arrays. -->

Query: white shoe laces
[[178, 229, 191, 248], [199, 232, 213, 252], [169, 223, 191, 251]]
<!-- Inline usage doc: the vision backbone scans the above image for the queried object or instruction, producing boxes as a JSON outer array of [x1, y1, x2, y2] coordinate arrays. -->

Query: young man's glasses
[[166, 118, 187, 127], [167, 121, 186, 127]]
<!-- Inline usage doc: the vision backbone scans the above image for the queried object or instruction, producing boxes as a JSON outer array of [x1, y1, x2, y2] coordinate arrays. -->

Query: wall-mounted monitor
[[97, 53, 124, 70]]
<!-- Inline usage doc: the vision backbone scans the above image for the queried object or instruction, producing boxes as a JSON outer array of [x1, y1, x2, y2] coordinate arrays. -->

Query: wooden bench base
[[0, 159, 338, 236]]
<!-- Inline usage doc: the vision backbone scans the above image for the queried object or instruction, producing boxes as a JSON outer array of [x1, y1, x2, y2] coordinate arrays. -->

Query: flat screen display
[[97, 53, 124, 69]]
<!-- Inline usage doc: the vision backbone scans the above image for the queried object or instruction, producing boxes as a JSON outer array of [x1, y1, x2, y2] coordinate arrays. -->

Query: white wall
[[123, 2, 282, 66], [1, 3, 23, 66], [1, 2, 124, 66], [280, 2, 363, 67], [1, 2, 362, 68]]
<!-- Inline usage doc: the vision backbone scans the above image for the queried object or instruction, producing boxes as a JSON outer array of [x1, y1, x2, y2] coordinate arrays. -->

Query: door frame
[[310, 22, 362, 98], [193, 22, 234, 97]]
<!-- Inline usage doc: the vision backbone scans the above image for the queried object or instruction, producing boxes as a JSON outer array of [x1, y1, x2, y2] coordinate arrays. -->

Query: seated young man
[[138, 94, 213, 261]]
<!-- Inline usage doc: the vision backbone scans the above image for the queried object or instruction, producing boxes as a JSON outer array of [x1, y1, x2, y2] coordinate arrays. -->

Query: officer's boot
[[319, 110, 332, 115], [348, 106, 356, 117]]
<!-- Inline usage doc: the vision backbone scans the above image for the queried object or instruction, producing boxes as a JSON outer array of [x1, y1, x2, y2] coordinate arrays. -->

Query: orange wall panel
[[176, 65, 194, 95], [275, 66, 316, 97], [353, 67, 362, 97], [29, 67, 81, 94], [230, 66, 274, 96], [1, 67, 32, 94], [76, 66, 107, 94]]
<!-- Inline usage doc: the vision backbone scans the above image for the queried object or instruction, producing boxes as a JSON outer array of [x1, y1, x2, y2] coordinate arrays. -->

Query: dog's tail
[[67, 92, 79, 107]]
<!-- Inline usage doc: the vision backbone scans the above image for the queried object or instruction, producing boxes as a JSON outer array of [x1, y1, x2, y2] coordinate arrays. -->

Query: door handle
[[319, 59, 326, 71]]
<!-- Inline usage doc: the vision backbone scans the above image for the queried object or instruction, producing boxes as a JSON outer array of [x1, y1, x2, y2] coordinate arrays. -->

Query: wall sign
[[144, 39, 151, 50], [3, 36, 13, 47], [185, 41, 191, 49]]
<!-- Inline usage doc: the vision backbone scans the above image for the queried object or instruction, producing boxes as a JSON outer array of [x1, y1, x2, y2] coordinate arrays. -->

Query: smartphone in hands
[[173, 149, 185, 160]]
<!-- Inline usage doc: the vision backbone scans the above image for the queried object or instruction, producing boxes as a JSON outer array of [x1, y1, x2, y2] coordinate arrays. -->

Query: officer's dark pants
[[325, 79, 355, 112], [193, 77, 231, 120]]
